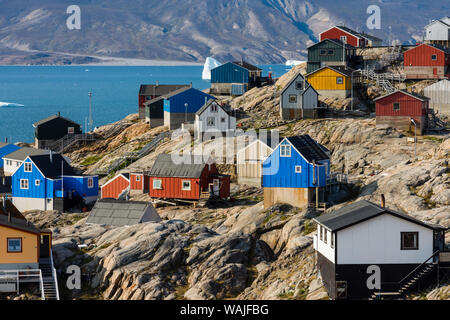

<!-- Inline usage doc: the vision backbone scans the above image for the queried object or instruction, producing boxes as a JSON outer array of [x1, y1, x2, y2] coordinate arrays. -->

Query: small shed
[[194, 100, 236, 137], [423, 79, 450, 116], [86, 199, 161, 227], [279, 72, 321, 120], [33, 113, 81, 149], [306, 66, 354, 99], [100, 173, 130, 199], [148, 154, 230, 201], [236, 138, 274, 187], [374, 90, 430, 134], [129, 172, 149, 195]]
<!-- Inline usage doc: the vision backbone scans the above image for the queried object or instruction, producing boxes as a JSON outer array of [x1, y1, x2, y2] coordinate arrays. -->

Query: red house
[[374, 90, 430, 134], [319, 26, 382, 48], [148, 154, 230, 201], [403, 43, 450, 80], [129, 173, 149, 195], [101, 173, 130, 199]]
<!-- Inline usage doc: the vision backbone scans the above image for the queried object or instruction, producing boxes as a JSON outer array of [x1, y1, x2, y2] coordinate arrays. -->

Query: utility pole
[[88, 91, 93, 132], [184, 103, 188, 124], [410, 118, 417, 159]]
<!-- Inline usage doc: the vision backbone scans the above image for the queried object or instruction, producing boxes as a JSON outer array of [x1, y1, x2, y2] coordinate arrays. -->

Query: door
[[40, 235, 50, 258], [433, 68, 438, 77], [213, 179, 220, 196]]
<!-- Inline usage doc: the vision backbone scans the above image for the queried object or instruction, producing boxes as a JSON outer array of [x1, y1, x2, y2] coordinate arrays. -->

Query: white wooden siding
[[195, 102, 236, 134], [425, 21, 450, 41], [237, 140, 273, 180]]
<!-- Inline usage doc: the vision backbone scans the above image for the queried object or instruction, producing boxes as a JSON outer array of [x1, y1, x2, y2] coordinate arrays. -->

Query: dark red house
[[148, 154, 230, 201], [403, 43, 450, 79], [101, 173, 130, 199], [374, 90, 430, 134], [319, 26, 382, 48], [138, 84, 190, 119]]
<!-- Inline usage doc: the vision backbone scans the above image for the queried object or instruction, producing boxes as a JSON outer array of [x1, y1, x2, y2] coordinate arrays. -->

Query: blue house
[[11, 153, 98, 212], [210, 61, 262, 95], [262, 135, 331, 209], [0, 142, 21, 173], [163, 87, 215, 130]]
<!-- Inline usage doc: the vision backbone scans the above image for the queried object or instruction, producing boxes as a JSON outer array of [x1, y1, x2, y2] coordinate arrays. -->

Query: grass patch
[[423, 136, 443, 143], [80, 155, 104, 166], [303, 219, 316, 235]]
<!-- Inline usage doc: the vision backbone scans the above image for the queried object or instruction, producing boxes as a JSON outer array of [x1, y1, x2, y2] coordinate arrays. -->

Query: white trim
[[20, 179, 29, 190], [181, 180, 191, 191], [236, 139, 274, 157], [35, 179, 40, 186], [10, 156, 45, 179], [153, 179, 162, 190], [318, 26, 363, 42], [100, 174, 130, 190]]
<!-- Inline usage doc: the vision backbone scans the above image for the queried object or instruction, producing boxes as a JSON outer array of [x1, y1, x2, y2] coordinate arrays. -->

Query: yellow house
[[0, 199, 52, 270], [306, 66, 354, 99]]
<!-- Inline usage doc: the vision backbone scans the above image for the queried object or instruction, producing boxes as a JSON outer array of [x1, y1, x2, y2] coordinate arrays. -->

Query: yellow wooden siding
[[306, 68, 351, 91], [0, 225, 39, 265]]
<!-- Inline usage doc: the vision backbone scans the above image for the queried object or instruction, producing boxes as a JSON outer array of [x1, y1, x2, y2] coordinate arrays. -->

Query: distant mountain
[[0, 0, 448, 64]]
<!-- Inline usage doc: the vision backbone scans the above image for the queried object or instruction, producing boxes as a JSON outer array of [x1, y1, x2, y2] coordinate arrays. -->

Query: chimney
[[381, 194, 386, 208]]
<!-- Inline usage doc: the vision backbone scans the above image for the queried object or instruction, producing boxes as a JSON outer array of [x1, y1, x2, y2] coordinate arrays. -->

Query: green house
[[307, 39, 358, 74]]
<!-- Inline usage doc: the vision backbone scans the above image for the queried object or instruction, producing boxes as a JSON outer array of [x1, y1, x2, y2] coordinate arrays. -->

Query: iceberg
[[202, 57, 222, 80], [0, 102, 24, 107], [285, 60, 305, 67]]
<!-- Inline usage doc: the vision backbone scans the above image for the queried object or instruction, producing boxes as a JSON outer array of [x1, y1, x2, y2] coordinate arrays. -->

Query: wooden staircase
[[39, 257, 60, 300]]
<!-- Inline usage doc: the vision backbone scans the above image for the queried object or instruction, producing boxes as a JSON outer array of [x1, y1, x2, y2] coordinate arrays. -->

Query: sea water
[[0, 65, 289, 143]]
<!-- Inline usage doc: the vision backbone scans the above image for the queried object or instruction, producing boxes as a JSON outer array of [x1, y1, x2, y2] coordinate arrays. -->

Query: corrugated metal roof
[[139, 84, 190, 96], [231, 61, 262, 71], [374, 90, 430, 102], [86, 199, 159, 227], [314, 200, 445, 231], [287, 135, 329, 163], [30, 154, 76, 178], [148, 154, 210, 178]]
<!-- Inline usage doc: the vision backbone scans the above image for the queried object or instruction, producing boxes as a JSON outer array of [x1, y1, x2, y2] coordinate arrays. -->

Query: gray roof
[[3, 147, 49, 161], [314, 200, 445, 232], [308, 38, 355, 50], [86, 199, 160, 227], [286, 135, 329, 163], [29, 154, 76, 178], [196, 99, 234, 116], [148, 154, 211, 178], [139, 84, 190, 96], [231, 61, 262, 71], [306, 65, 355, 78], [33, 114, 80, 127], [335, 26, 383, 42], [0, 200, 40, 234]]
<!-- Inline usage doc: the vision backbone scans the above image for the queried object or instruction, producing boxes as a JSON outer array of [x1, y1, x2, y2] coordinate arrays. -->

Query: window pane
[[8, 239, 21, 252]]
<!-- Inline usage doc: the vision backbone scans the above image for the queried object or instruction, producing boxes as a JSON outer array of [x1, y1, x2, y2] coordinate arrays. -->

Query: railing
[[0, 269, 44, 297], [50, 250, 60, 300], [39, 272, 45, 300], [46, 133, 97, 153]]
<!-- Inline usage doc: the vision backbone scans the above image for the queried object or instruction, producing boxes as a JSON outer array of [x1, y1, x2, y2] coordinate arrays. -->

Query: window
[[221, 117, 226, 123], [16, 162, 20, 167], [401, 232, 419, 250], [393, 102, 400, 111], [280, 145, 291, 157], [211, 104, 218, 112], [328, 49, 334, 55], [35, 179, 40, 186], [295, 81, 304, 90], [295, 166, 302, 173], [88, 178, 94, 188], [24, 163, 32, 172], [136, 175, 141, 182], [320, 226, 323, 241], [431, 54, 437, 61], [182, 180, 191, 191], [331, 232, 334, 248], [68, 127, 75, 134], [289, 94, 297, 103], [324, 229, 328, 244], [320, 49, 327, 55], [336, 77, 343, 84], [153, 179, 162, 189], [7, 238, 22, 253], [207, 117, 215, 126], [20, 179, 29, 190], [340, 36, 347, 43]]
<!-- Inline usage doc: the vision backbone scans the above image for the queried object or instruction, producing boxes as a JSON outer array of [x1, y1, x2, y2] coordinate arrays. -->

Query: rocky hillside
[[0, 0, 448, 64]]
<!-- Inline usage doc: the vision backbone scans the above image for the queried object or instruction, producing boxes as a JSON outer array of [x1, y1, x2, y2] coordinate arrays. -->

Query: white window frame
[[280, 145, 291, 157], [88, 178, 94, 189], [136, 175, 141, 182], [289, 94, 297, 103], [336, 77, 343, 84], [340, 35, 347, 43], [35, 179, 40, 186], [68, 127, 75, 134], [20, 179, 29, 190], [24, 162, 32, 172], [320, 225, 323, 241], [295, 166, 302, 173], [153, 179, 162, 190], [207, 117, 215, 127], [181, 180, 191, 191], [431, 54, 437, 61]]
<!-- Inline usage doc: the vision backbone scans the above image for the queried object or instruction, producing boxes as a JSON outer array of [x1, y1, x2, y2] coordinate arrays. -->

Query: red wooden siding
[[404, 44, 450, 67], [376, 92, 428, 117], [130, 173, 150, 193], [319, 27, 361, 47], [149, 177, 201, 200], [101, 175, 129, 199]]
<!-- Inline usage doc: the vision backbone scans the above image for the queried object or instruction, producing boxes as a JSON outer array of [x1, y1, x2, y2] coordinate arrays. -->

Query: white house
[[313, 200, 447, 300], [424, 79, 450, 116], [424, 17, 450, 47], [195, 99, 236, 138], [236, 138, 274, 187], [2, 147, 51, 176]]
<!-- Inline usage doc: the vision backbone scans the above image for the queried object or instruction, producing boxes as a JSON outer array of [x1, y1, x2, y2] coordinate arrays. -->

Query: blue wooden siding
[[0, 144, 21, 168], [262, 140, 329, 188], [211, 62, 249, 84], [163, 88, 215, 113], [63, 176, 98, 197]]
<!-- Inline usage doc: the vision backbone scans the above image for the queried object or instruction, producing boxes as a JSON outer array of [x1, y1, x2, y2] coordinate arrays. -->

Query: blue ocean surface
[[0, 65, 289, 143]]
